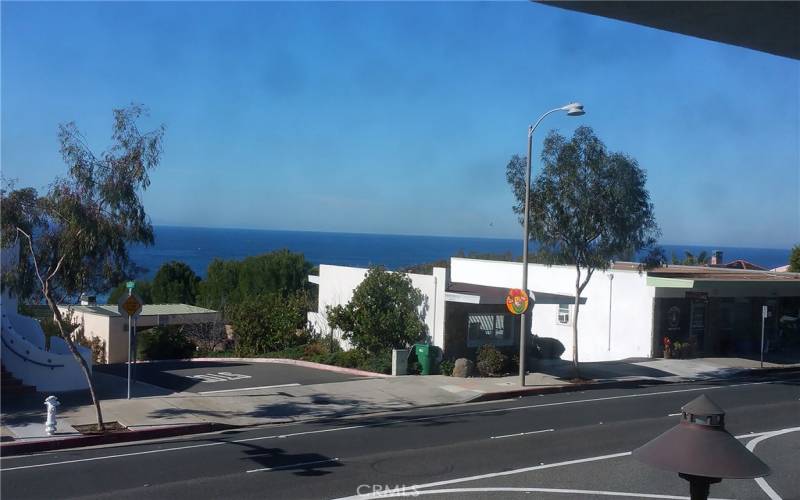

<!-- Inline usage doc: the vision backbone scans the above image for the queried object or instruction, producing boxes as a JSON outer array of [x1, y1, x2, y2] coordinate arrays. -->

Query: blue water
[[128, 225, 792, 279]]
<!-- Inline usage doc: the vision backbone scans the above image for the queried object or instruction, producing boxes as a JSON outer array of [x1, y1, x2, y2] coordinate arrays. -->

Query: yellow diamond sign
[[118, 293, 143, 318]]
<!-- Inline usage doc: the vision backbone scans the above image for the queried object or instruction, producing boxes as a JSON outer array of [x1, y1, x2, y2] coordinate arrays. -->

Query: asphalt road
[[94, 360, 367, 393], [2, 371, 799, 500]]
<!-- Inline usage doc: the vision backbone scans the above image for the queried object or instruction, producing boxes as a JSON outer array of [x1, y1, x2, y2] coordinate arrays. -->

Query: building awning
[[445, 282, 585, 305]]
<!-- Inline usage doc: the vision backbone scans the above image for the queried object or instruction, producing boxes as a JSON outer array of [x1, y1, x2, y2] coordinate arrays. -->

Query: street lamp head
[[562, 102, 585, 116]]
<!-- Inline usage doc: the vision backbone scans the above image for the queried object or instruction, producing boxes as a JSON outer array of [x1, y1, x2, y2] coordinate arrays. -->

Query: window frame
[[557, 304, 571, 326], [466, 313, 514, 347]]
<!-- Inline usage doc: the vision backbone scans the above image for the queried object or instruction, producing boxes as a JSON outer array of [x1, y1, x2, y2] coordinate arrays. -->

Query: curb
[[468, 366, 800, 403], [135, 357, 390, 379], [468, 377, 671, 403], [0, 422, 234, 457]]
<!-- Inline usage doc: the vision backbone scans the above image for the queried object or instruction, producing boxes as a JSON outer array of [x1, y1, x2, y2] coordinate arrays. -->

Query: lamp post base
[[679, 473, 721, 500]]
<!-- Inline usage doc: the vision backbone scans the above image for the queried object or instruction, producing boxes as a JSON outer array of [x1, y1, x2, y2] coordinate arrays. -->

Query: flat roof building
[[60, 303, 219, 364]]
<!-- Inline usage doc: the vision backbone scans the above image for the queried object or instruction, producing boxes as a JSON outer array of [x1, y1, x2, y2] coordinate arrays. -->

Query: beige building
[[59, 303, 219, 363]]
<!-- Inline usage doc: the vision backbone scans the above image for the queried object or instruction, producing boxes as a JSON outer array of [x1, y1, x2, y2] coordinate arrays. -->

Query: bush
[[326, 267, 426, 354], [439, 358, 455, 376], [476, 345, 508, 377], [228, 291, 310, 356], [138, 326, 195, 360]]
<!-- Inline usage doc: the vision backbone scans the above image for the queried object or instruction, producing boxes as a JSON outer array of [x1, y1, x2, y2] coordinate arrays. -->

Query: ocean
[[127, 226, 792, 279]]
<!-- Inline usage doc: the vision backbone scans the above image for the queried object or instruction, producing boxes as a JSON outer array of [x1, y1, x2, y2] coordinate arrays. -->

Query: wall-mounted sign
[[506, 289, 529, 315]]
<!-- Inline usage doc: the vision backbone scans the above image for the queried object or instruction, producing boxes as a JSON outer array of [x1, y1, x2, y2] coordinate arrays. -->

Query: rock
[[452, 358, 474, 378]]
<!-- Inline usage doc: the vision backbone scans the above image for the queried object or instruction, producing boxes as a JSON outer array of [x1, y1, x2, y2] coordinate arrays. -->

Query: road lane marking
[[334, 425, 800, 500], [668, 413, 682, 417], [332, 452, 634, 500], [233, 425, 368, 443], [371, 487, 732, 499], [246, 457, 339, 473], [199, 383, 301, 394], [0, 380, 781, 472], [490, 428, 554, 439], [745, 426, 800, 500], [0, 441, 227, 471]]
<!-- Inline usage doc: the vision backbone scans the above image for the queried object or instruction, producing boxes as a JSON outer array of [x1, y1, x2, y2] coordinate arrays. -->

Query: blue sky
[[2, 2, 798, 249]]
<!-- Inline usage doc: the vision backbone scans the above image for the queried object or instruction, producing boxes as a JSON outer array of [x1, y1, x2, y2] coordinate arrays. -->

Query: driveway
[[94, 360, 368, 394]]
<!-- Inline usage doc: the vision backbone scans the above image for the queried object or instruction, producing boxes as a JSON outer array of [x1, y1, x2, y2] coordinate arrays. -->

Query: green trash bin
[[414, 343, 432, 375]]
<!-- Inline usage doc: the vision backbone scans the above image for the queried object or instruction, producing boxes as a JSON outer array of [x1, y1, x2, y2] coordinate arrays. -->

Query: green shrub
[[357, 350, 392, 375], [439, 358, 455, 376], [476, 345, 508, 377], [228, 292, 310, 356], [138, 326, 195, 360], [326, 267, 426, 354]]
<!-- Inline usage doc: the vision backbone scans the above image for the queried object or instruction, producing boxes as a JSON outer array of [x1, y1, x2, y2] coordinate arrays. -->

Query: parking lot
[[94, 360, 370, 394]]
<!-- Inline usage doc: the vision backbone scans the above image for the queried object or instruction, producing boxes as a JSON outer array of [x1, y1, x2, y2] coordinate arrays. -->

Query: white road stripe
[[368, 486, 732, 499], [334, 424, 800, 500], [332, 452, 634, 500], [0, 380, 778, 472], [246, 457, 339, 473], [490, 428, 554, 439], [233, 425, 368, 443], [745, 426, 800, 500], [0, 441, 226, 472], [198, 383, 301, 394]]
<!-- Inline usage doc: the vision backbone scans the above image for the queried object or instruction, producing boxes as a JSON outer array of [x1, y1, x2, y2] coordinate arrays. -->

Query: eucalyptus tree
[[1, 104, 164, 429], [506, 126, 660, 377]]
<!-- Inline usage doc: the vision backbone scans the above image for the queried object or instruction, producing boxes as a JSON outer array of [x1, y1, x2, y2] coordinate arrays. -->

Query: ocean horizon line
[[150, 224, 792, 253]]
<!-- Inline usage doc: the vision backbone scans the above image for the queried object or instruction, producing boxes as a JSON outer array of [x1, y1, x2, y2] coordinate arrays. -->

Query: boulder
[[452, 358, 474, 378]]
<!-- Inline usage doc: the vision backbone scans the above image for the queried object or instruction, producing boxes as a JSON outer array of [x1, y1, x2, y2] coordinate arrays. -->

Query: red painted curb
[[139, 357, 390, 378], [0, 422, 233, 457]]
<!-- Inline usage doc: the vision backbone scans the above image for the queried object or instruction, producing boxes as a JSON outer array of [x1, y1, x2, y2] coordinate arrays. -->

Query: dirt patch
[[72, 421, 128, 435]]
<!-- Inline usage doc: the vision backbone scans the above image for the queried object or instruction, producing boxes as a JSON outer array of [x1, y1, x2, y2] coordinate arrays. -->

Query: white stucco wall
[[449, 258, 655, 362], [1, 244, 92, 391], [310, 264, 447, 350]]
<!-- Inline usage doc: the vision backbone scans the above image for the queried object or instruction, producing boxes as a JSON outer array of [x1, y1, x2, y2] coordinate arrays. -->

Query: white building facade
[[309, 257, 800, 364]]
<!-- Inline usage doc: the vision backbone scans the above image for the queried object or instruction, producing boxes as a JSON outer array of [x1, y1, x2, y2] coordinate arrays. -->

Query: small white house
[[62, 302, 220, 364], [309, 257, 800, 363]]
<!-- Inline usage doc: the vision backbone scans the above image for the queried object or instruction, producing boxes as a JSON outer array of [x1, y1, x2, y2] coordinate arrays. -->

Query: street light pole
[[519, 102, 585, 387]]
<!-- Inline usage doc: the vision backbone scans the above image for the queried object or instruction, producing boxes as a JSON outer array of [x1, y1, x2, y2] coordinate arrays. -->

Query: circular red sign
[[506, 289, 529, 315]]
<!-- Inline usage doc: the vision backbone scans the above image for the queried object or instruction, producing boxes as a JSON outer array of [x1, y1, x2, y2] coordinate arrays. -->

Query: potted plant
[[663, 337, 672, 359]]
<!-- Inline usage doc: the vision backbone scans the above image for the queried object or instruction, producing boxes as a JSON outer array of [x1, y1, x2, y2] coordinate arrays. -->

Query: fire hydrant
[[44, 395, 60, 436]]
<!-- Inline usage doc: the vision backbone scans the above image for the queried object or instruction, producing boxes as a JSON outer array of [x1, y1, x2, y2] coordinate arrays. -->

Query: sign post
[[118, 292, 143, 399]]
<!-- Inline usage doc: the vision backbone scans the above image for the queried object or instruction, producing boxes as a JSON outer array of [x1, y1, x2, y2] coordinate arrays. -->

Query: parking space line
[[490, 429, 554, 439], [198, 383, 301, 394]]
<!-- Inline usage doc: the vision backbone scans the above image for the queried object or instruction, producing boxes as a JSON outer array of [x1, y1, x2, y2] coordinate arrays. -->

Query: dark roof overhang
[[538, 1, 800, 60], [446, 282, 586, 305]]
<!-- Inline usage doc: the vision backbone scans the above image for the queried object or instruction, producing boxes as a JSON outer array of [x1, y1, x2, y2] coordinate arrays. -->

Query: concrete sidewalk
[[2, 357, 797, 449]]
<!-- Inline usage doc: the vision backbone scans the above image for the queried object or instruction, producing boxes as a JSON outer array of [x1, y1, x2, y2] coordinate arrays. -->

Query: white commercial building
[[310, 257, 800, 363]]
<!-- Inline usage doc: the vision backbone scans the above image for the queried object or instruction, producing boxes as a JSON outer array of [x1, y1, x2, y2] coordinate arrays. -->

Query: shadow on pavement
[[532, 359, 676, 380]]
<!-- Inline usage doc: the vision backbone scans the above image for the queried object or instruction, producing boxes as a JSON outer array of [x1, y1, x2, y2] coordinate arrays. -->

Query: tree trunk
[[572, 267, 581, 379], [44, 292, 104, 431], [573, 284, 581, 379]]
